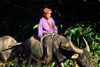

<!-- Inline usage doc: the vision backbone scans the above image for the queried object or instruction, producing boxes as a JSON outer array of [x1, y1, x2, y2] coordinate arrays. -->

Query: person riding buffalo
[[38, 8, 58, 58]]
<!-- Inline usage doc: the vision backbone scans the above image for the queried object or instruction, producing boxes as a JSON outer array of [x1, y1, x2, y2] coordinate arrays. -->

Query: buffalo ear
[[71, 54, 79, 59]]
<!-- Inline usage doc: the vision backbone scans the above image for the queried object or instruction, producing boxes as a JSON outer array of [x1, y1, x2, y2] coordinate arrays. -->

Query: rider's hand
[[40, 38, 43, 40]]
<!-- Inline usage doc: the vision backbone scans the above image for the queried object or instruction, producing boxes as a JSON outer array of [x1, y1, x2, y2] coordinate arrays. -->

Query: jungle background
[[0, 0, 100, 67]]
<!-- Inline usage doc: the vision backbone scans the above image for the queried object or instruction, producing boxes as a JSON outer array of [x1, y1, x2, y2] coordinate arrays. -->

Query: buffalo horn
[[83, 37, 90, 52], [8, 42, 22, 48], [69, 37, 83, 53], [15, 42, 22, 45]]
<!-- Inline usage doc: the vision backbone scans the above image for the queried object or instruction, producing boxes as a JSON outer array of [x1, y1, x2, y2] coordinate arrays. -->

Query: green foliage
[[7, 60, 16, 67], [62, 23, 100, 67], [51, 62, 55, 67], [64, 60, 76, 67], [33, 24, 39, 29]]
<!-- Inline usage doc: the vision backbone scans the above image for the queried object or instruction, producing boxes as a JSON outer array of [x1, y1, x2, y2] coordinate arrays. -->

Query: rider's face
[[44, 13, 51, 19]]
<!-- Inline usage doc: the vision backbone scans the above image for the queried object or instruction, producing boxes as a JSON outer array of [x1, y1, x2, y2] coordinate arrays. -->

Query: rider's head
[[43, 8, 52, 19]]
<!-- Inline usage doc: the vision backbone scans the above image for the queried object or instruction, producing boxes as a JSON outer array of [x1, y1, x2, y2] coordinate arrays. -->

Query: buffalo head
[[69, 37, 91, 67]]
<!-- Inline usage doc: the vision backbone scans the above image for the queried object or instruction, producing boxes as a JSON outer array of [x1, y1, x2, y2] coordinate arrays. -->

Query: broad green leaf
[[51, 62, 55, 67], [60, 24, 63, 29], [33, 24, 39, 29], [70, 29, 76, 34]]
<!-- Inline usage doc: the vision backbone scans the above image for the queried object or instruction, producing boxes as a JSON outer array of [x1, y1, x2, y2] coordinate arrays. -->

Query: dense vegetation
[[0, 0, 100, 67]]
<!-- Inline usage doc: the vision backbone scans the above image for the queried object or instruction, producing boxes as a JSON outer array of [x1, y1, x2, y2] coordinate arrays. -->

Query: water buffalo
[[22, 34, 91, 67], [0, 35, 21, 67]]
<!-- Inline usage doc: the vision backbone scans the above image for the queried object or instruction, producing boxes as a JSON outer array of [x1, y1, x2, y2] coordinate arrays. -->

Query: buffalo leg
[[3, 62, 6, 67], [14, 57, 20, 67], [41, 63, 45, 67], [60, 63, 64, 67], [27, 55, 32, 67], [75, 64, 79, 67], [58, 63, 64, 67], [32, 63, 37, 67]]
